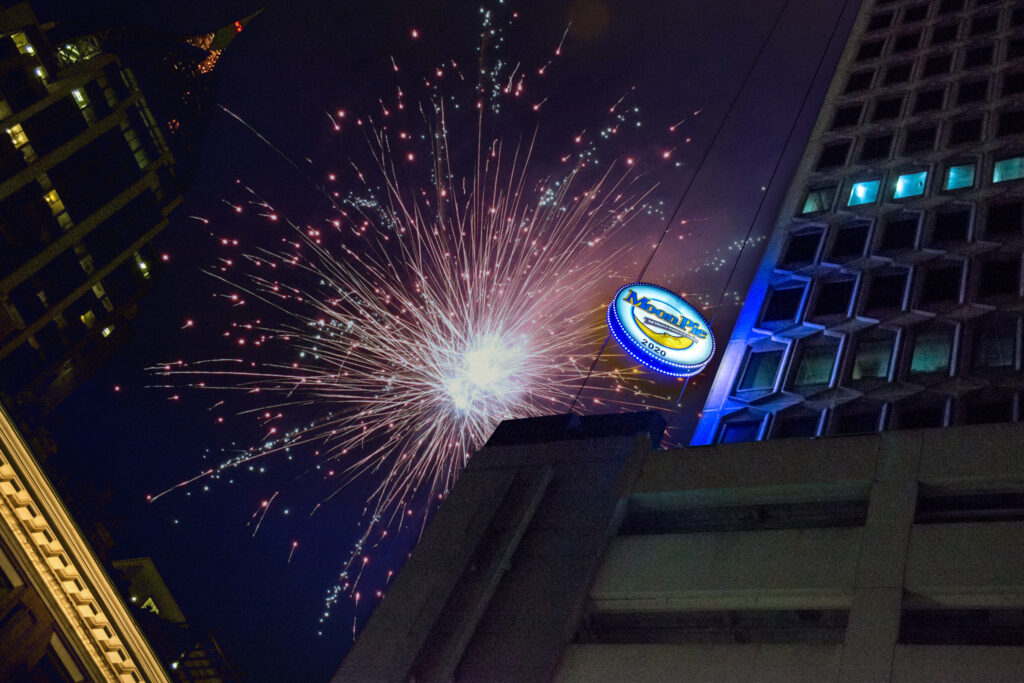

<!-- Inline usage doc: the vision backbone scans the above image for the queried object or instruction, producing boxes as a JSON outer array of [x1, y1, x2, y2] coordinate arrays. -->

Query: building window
[[737, 349, 784, 392], [944, 163, 975, 190], [973, 317, 1018, 369], [832, 104, 862, 129], [903, 126, 936, 154], [949, 118, 983, 145], [910, 326, 954, 375], [760, 283, 806, 325], [879, 212, 920, 252], [791, 338, 839, 388], [970, 13, 999, 36], [930, 206, 971, 244], [937, 0, 963, 15], [993, 157, 1024, 183], [845, 70, 874, 93], [898, 398, 949, 429], [868, 11, 895, 31], [771, 411, 822, 439], [801, 186, 836, 214], [893, 32, 921, 53], [827, 220, 870, 262], [6, 123, 28, 148], [902, 3, 928, 23], [848, 180, 880, 207], [865, 270, 909, 311], [817, 141, 851, 169], [977, 258, 1021, 299], [918, 262, 963, 305], [809, 278, 856, 318], [931, 23, 958, 45], [873, 97, 903, 122], [1010, 37, 1024, 60], [852, 331, 896, 381], [832, 401, 886, 435], [957, 79, 988, 104], [861, 134, 893, 161], [779, 227, 824, 268], [913, 89, 944, 114], [962, 393, 1016, 426], [987, 201, 1023, 236], [857, 40, 885, 61], [998, 110, 1024, 138], [964, 45, 995, 69], [883, 62, 913, 85], [894, 171, 927, 199], [1004, 71, 1024, 96], [718, 418, 763, 444]]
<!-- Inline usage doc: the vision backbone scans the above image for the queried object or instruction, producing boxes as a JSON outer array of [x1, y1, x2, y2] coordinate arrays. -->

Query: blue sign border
[[606, 282, 715, 377]]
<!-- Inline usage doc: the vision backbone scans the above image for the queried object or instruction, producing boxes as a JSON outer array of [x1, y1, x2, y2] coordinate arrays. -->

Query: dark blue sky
[[35, 0, 855, 679]]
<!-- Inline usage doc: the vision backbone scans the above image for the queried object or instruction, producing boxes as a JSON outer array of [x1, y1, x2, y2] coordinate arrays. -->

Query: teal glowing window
[[718, 419, 762, 444], [894, 171, 927, 199], [792, 344, 838, 387], [993, 157, 1024, 183], [945, 163, 975, 190], [910, 328, 953, 374], [848, 180, 880, 206], [852, 336, 894, 380], [737, 350, 783, 392], [801, 186, 836, 214]]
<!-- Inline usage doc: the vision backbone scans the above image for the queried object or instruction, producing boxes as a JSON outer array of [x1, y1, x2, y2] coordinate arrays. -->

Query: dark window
[[949, 118, 982, 145], [852, 332, 896, 380], [791, 339, 839, 388], [973, 318, 1018, 368], [931, 23, 958, 45], [761, 285, 806, 324], [873, 97, 903, 121], [832, 104, 862, 129], [1014, 7, 1024, 27], [880, 213, 920, 251], [970, 13, 999, 36], [846, 70, 874, 93], [917, 491, 1024, 525], [903, 127, 936, 154], [963, 394, 1016, 425], [1009, 37, 1024, 60], [919, 263, 963, 304], [922, 53, 952, 76], [998, 110, 1024, 137], [987, 201, 1023, 236], [780, 228, 823, 268], [964, 45, 994, 69], [801, 187, 835, 215], [771, 412, 821, 439], [868, 11, 895, 30], [719, 419, 763, 444], [884, 62, 913, 85], [931, 207, 971, 243], [913, 89, 943, 113], [902, 4, 928, 23], [893, 32, 921, 53], [817, 141, 851, 169], [737, 350, 783, 392], [1004, 71, 1024, 96], [857, 40, 885, 61], [833, 402, 885, 435], [957, 79, 988, 104], [937, 0, 963, 14], [900, 610, 1024, 646], [828, 221, 870, 262], [899, 400, 947, 428], [810, 279, 856, 318], [861, 134, 893, 161], [978, 258, 1021, 298], [865, 270, 909, 310]]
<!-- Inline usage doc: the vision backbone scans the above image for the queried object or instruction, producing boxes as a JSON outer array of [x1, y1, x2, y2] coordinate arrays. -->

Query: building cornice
[[0, 403, 168, 682]]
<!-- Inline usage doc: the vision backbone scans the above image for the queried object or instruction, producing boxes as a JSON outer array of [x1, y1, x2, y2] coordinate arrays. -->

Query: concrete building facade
[[336, 412, 1024, 682], [695, 0, 1024, 445]]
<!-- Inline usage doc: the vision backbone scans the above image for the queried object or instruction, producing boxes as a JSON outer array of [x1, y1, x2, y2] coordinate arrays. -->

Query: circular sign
[[606, 282, 715, 377]]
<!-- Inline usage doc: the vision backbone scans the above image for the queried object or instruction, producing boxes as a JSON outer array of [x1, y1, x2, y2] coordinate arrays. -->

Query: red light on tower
[[234, 21, 243, 32]]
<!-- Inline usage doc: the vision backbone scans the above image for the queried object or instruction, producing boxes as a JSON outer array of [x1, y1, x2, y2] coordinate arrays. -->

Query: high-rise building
[[695, 0, 1024, 445], [0, 2, 181, 422]]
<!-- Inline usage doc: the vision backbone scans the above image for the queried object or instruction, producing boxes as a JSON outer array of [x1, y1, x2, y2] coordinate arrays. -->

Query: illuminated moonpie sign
[[607, 282, 715, 377]]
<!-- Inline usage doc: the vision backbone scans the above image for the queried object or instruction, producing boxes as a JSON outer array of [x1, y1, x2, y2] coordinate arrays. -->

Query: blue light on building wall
[[847, 179, 880, 206]]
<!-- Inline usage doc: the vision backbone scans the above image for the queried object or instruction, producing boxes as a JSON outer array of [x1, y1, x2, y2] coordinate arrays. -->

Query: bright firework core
[[446, 334, 525, 413]]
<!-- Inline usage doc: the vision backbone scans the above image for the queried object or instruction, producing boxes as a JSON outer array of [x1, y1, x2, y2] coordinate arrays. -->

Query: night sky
[[33, 0, 854, 680]]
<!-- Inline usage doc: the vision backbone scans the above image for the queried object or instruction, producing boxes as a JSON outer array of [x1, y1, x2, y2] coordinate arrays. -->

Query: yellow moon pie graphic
[[631, 305, 696, 350]]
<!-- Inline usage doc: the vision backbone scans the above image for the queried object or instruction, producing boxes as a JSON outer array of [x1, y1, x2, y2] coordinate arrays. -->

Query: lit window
[[910, 327, 953, 374], [6, 124, 28, 148], [71, 88, 89, 109], [43, 189, 65, 215], [80, 310, 96, 329], [737, 349, 783, 392], [945, 163, 975, 190], [993, 157, 1024, 183], [848, 180, 880, 206], [101, 325, 114, 338], [894, 171, 927, 199], [718, 419, 763, 444], [792, 342, 838, 387], [801, 186, 836, 214], [852, 335, 895, 380], [34, 66, 47, 81], [134, 252, 151, 278], [10, 32, 33, 55]]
